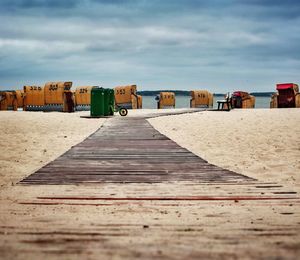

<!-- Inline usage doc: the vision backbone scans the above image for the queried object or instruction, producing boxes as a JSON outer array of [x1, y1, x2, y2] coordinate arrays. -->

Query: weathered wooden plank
[[20, 117, 253, 185]]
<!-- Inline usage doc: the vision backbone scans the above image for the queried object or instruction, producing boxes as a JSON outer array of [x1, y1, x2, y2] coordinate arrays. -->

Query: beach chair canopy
[[276, 83, 298, 108], [276, 83, 299, 93], [114, 85, 137, 103], [44, 82, 73, 105], [232, 91, 251, 99]]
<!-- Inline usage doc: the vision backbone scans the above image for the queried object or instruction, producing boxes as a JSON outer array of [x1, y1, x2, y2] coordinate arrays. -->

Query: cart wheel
[[119, 108, 128, 116]]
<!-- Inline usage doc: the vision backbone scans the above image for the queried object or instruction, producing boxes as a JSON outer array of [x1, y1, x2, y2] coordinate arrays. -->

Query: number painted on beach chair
[[190, 90, 213, 108], [114, 85, 138, 109], [158, 92, 175, 109], [75, 86, 93, 106], [44, 82, 73, 105]]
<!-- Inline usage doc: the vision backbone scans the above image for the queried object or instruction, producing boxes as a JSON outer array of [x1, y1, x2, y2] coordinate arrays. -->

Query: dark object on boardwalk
[[118, 107, 128, 116], [90, 87, 115, 117]]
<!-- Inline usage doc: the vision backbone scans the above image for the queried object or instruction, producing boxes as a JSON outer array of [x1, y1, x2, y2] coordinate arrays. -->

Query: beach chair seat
[[217, 94, 231, 111]]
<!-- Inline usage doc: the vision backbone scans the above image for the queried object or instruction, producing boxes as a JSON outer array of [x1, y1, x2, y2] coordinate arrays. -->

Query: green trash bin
[[91, 87, 115, 117]]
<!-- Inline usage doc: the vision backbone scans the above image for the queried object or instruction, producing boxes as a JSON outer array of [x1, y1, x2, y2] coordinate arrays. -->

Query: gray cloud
[[0, 0, 80, 9], [0, 0, 299, 91]]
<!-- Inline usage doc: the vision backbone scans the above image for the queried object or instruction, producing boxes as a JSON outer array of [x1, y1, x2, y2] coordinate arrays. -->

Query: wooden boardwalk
[[20, 117, 253, 185], [2, 113, 298, 259]]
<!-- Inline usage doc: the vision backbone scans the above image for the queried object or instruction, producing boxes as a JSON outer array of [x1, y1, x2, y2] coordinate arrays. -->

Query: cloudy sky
[[0, 0, 299, 92]]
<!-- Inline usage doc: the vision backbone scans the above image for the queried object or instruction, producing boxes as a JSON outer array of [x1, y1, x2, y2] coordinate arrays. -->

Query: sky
[[0, 0, 299, 92]]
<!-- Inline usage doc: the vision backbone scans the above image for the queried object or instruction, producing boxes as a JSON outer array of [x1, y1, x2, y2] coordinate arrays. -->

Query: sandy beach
[[150, 109, 300, 190], [0, 111, 105, 187], [0, 108, 299, 259]]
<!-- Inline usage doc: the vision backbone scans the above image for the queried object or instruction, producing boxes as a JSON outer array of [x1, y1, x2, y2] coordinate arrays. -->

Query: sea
[[141, 95, 271, 109]]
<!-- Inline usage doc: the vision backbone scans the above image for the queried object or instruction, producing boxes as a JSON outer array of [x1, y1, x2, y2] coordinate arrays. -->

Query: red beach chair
[[276, 83, 298, 108]]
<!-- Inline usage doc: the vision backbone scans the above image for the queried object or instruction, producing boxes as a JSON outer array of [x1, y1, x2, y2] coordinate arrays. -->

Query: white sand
[[149, 108, 300, 189], [0, 111, 105, 187], [0, 108, 299, 259], [1, 108, 299, 188]]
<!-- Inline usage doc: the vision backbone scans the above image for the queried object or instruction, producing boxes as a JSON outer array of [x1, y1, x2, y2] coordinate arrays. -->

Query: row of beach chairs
[[0, 83, 215, 112], [0, 83, 143, 112], [0, 85, 215, 111], [1, 82, 299, 112]]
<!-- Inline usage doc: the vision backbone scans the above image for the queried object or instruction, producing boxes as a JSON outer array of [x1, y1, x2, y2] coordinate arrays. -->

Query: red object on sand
[[276, 83, 298, 108]]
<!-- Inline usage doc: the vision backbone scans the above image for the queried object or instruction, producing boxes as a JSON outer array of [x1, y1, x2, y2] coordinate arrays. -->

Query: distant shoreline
[[137, 90, 274, 97]]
